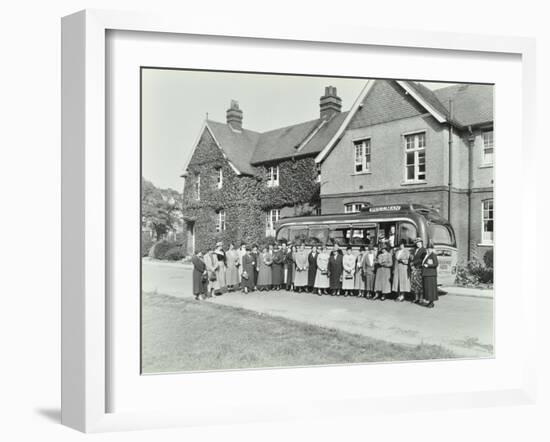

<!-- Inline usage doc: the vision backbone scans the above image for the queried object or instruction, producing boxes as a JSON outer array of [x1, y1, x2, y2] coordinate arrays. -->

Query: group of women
[[191, 237, 440, 308]]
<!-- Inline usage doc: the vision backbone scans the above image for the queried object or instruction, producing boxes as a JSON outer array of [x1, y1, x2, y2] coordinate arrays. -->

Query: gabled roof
[[205, 120, 260, 175], [187, 80, 493, 174], [433, 83, 494, 127]]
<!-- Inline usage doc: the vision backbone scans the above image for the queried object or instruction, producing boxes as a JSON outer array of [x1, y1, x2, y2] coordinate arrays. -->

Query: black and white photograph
[[141, 68, 494, 374]]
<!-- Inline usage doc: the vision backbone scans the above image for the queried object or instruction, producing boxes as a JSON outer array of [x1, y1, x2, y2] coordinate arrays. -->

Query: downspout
[[447, 100, 453, 223], [467, 127, 474, 261]]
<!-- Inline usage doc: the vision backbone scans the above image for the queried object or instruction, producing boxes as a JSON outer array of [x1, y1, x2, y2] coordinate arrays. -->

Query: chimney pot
[[226, 100, 243, 131], [320, 86, 342, 120]]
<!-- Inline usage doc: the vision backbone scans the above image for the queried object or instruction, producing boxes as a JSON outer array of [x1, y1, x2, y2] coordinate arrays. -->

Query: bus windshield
[[429, 224, 455, 246]]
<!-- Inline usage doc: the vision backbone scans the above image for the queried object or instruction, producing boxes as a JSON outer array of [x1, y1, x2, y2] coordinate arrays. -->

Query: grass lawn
[[142, 291, 456, 373]]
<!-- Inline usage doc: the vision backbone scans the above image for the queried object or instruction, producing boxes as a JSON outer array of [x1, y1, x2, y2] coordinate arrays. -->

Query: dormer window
[[267, 166, 279, 187]]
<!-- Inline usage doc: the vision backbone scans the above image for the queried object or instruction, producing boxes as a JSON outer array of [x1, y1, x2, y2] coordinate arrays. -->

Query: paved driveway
[[142, 260, 494, 358]]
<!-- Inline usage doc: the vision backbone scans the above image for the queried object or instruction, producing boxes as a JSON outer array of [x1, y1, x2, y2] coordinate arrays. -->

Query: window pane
[[406, 152, 415, 165], [289, 227, 308, 244], [407, 165, 415, 180], [328, 228, 349, 246], [307, 226, 328, 246], [398, 222, 418, 246], [430, 224, 453, 246]]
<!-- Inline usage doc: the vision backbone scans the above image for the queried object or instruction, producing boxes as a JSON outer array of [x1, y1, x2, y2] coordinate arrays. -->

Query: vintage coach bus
[[275, 203, 457, 286]]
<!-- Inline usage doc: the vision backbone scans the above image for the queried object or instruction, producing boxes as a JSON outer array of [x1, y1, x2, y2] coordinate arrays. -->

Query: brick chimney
[[226, 100, 243, 131], [320, 86, 342, 120]]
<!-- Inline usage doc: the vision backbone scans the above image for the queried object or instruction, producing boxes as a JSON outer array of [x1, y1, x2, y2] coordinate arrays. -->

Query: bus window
[[307, 226, 329, 246], [398, 222, 417, 247], [379, 222, 397, 247], [328, 226, 350, 246], [276, 226, 289, 243], [348, 225, 377, 246], [289, 226, 308, 245], [429, 224, 454, 246]]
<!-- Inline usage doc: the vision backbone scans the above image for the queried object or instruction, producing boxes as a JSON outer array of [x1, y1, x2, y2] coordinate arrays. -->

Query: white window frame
[[265, 208, 280, 236], [403, 132, 427, 183], [353, 138, 371, 174], [216, 209, 226, 232], [481, 199, 494, 245], [344, 202, 365, 213], [194, 174, 200, 200], [216, 167, 223, 189], [481, 129, 494, 166], [267, 165, 279, 187]]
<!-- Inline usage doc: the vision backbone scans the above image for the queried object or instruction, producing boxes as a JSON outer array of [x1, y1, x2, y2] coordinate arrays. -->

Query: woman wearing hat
[[392, 239, 411, 301], [191, 250, 208, 300], [271, 243, 285, 290], [362, 244, 377, 299], [410, 237, 427, 303], [241, 246, 255, 294], [225, 243, 240, 292], [314, 245, 330, 295], [373, 244, 393, 300], [421, 242, 439, 308], [342, 246, 356, 296]]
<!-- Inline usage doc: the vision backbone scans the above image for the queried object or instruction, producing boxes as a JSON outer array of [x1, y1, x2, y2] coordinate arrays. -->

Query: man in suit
[[251, 244, 260, 290]]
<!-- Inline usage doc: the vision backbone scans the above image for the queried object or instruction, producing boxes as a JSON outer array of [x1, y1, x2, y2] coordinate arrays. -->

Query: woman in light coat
[[257, 246, 273, 291], [293, 243, 309, 291], [392, 239, 411, 301], [362, 245, 377, 298], [225, 243, 240, 291], [203, 249, 220, 297], [373, 245, 393, 300], [314, 245, 330, 295], [341, 246, 356, 296]]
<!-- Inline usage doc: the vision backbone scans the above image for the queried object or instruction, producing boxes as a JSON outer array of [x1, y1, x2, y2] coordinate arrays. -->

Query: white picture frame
[[61, 9, 537, 433]]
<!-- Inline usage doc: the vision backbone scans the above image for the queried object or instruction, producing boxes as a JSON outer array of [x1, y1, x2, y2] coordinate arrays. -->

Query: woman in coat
[[373, 245, 393, 300], [191, 250, 207, 300], [214, 242, 227, 293], [362, 245, 377, 298], [410, 237, 427, 304], [341, 246, 356, 296], [241, 247, 256, 293], [271, 244, 285, 290], [203, 249, 220, 298], [307, 245, 318, 292], [257, 246, 273, 291], [293, 243, 309, 291], [421, 244, 439, 308], [284, 244, 296, 291], [354, 246, 366, 297], [225, 243, 240, 291], [328, 246, 343, 296], [392, 239, 411, 301], [314, 245, 330, 295]]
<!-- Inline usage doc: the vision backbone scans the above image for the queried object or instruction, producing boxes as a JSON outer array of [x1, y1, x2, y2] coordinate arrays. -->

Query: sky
[[141, 69, 454, 191]]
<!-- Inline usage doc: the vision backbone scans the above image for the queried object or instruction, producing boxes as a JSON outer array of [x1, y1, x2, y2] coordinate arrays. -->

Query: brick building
[[181, 80, 493, 261], [315, 80, 493, 261]]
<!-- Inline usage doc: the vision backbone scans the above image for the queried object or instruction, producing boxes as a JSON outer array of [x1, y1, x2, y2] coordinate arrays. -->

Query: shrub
[[483, 249, 493, 269], [149, 239, 183, 260], [164, 246, 184, 261], [456, 257, 493, 286]]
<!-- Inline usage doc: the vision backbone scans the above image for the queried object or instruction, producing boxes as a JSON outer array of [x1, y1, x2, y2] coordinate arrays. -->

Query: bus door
[[348, 223, 377, 248]]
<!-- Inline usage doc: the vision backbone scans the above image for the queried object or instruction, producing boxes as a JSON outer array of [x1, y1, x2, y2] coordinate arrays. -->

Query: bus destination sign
[[368, 205, 402, 213]]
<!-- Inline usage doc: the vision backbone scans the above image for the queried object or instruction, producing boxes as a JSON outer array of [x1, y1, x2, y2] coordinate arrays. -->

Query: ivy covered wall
[[182, 128, 320, 254]]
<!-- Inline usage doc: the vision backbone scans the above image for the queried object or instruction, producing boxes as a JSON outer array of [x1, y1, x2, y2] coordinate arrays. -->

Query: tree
[[141, 178, 182, 241]]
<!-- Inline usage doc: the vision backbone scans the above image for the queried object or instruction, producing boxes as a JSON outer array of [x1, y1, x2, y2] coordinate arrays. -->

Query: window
[[482, 199, 494, 244], [194, 174, 200, 200], [398, 222, 418, 247], [265, 209, 280, 236], [307, 226, 329, 245], [353, 139, 371, 173], [215, 210, 226, 232], [344, 202, 365, 213], [216, 167, 223, 189], [267, 166, 279, 187], [316, 168, 321, 183], [429, 224, 454, 246], [289, 227, 308, 244], [482, 129, 494, 165], [404, 132, 426, 182]]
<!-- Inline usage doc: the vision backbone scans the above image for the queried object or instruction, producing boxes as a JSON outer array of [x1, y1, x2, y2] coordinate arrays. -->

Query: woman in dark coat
[[191, 251, 207, 300], [307, 245, 318, 292], [410, 237, 427, 304], [421, 244, 439, 308], [271, 244, 285, 290], [328, 246, 343, 295], [241, 247, 256, 293], [373, 245, 393, 301], [285, 244, 296, 290]]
